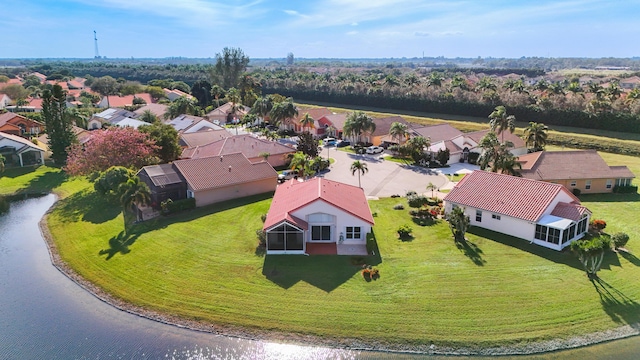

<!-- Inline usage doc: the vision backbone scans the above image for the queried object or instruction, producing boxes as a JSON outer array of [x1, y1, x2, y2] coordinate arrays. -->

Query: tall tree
[[91, 76, 120, 107], [210, 85, 225, 108], [42, 84, 76, 165], [522, 122, 548, 151], [138, 123, 181, 163], [269, 98, 298, 128], [426, 72, 444, 87], [211, 47, 250, 89], [251, 96, 273, 123], [296, 131, 319, 158], [350, 160, 368, 188], [119, 175, 151, 233], [138, 110, 158, 123], [164, 96, 200, 120], [476, 131, 520, 175], [343, 111, 375, 144], [488, 105, 516, 142], [190, 79, 212, 107], [289, 151, 312, 179], [299, 112, 315, 132], [389, 121, 409, 144]]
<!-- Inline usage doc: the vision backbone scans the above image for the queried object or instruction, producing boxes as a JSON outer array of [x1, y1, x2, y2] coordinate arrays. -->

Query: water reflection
[[0, 194, 638, 359]]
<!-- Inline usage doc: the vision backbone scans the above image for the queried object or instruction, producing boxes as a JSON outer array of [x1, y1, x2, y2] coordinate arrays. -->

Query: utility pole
[[94, 30, 100, 59]]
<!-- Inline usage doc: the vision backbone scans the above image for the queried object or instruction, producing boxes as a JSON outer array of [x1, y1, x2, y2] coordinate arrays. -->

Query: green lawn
[[43, 175, 640, 348]]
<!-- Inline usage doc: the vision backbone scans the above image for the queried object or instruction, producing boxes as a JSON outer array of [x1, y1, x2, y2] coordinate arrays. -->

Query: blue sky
[[2, 0, 639, 59]]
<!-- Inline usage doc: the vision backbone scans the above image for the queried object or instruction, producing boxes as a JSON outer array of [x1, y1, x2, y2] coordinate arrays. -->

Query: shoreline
[[38, 200, 640, 357]]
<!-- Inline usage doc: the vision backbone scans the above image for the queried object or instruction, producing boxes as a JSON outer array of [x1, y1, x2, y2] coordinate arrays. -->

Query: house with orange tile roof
[[0, 113, 44, 136], [317, 113, 347, 138], [205, 102, 250, 124], [286, 107, 333, 137], [517, 150, 635, 193], [178, 129, 232, 148], [180, 134, 295, 168], [163, 88, 194, 101], [620, 76, 640, 90], [263, 178, 374, 255], [173, 152, 277, 208], [444, 170, 591, 251], [97, 93, 153, 108]]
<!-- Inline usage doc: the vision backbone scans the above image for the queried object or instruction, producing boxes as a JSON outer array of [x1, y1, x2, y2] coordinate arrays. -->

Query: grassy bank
[[42, 176, 640, 348]]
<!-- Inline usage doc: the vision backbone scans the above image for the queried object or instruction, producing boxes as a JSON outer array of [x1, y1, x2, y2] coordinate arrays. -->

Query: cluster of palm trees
[[343, 111, 376, 144]]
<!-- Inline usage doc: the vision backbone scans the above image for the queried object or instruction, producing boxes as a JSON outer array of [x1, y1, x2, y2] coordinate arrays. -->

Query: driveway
[[317, 147, 449, 198]]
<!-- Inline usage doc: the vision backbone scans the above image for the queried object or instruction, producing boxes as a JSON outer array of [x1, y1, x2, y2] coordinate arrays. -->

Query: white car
[[366, 146, 384, 154]]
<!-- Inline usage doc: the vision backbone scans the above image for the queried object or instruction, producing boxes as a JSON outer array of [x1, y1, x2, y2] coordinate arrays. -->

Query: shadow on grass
[[262, 255, 361, 292], [619, 251, 640, 267], [455, 238, 486, 266], [411, 216, 438, 227], [590, 277, 640, 325], [55, 189, 121, 224], [17, 169, 67, 195], [467, 227, 623, 272], [1, 165, 39, 178], [580, 193, 640, 203], [99, 230, 141, 260]]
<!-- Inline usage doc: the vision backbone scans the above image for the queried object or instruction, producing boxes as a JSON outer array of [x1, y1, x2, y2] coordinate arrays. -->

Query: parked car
[[278, 170, 298, 182], [336, 140, 351, 148], [324, 137, 337, 146], [366, 146, 384, 154]]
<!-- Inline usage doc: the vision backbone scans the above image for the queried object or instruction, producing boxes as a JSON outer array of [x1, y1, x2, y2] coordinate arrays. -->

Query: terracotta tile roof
[[179, 129, 232, 147], [551, 202, 590, 222], [28, 98, 43, 109], [519, 150, 635, 180], [173, 152, 277, 192], [318, 113, 347, 131], [133, 103, 169, 119], [465, 129, 526, 149], [205, 102, 249, 117], [444, 170, 581, 222], [263, 178, 375, 230], [106, 93, 153, 107], [371, 116, 409, 137], [293, 107, 332, 126], [181, 134, 295, 160], [0, 112, 43, 128], [411, 123, 463, 143]]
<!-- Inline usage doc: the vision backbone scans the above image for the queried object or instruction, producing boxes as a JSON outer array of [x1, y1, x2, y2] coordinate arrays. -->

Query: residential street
[[317, 147, 450, 198]]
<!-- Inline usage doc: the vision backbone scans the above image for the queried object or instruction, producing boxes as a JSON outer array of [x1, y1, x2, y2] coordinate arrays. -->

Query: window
[[548, 228, 561, 244], [346, 226, 361, 239], [568, 223, 576, 241], [186, 190, 194, 198], [535, 224, 548, 241], [616, 178, 631, 187], [606, 179, 612, 189], [492, 214, 501, 220], [267, 223, 304, 251], [585, 180, 591, 190], [570, 181, 577, 187], [475, 210, 482, 222], [311, 226, 331, 241], [577, 216, 588, 235]]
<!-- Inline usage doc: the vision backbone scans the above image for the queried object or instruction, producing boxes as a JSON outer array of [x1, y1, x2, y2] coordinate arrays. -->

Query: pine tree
[[42, 84, 76, 165]]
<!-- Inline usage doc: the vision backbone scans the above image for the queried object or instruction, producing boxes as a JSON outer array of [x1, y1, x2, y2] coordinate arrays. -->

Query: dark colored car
[[336, 140, 351, 148]]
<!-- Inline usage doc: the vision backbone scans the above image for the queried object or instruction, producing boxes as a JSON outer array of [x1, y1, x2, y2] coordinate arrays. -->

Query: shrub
[[426, 197, 439, 206], [613, 185, 638, 194], [407, 194, 429, 208], [397, 224, 413, 238], [572, 188, 581, 196], [161, 198, 196, 214], [256, 229, 266, 247], [612, 232, 630, 250], [467, 152, 480, 165], [405, 190, 417, 197], [393, 203, 405, 210], [260, 213, 267, 223], [590, 219, 607, 232]]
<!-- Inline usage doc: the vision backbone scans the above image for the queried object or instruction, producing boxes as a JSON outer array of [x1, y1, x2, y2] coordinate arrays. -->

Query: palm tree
[[477, 131, 520, 175], [164, 96, 199, 120], [498, 154, 522, 176], [251, 96, 273, 124], [289, 151, 312, 178], [522, 122, 548, 151], [0, 154, 6, 173], [426, 72, 444, 87], [389, 121, 409, 144], [426, 182, 437, 198], [605, 82, 622, 101], [118, 176, 151, 233], [488, 105, 516, 142], [15, 98, 29, 112], [326, 125, 337, 138], [139, 110, 158, 123], [269, 98, 298, 128], [343, 111, 375, 144], [625, 88, 640, 105], [65, 108, 88, 128], [350, 160, 368, 188], [475, 77, 497, 92], [210, 85, 225, 108], [299, 112, 315, 132]]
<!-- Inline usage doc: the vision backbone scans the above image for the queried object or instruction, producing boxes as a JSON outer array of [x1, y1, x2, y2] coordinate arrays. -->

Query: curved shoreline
[[38, 200, 640, 357]]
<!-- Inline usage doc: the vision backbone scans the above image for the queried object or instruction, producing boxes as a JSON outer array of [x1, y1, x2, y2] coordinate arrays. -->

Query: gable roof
[[465, 129, 526, 148], [318, 113, 348, 130], [205, 102, 250, 117], [166, 114, 221, 132], [0, 112, 43, 127], [173, 152, 277, 192], [0, 131, 45, 153], [179, 129, 232, 148], [444, 170, 581, 222], [518, 150, 635, 180], [181, 134, 295, 160], [371, 116, 409, 137], [133, 103, 169, 119], [411, 123, 464, 143], [293, 107, 333, 127], [105, 93, 153, 108], [92, 108, 137, 125], [263, 178, 375, 230]]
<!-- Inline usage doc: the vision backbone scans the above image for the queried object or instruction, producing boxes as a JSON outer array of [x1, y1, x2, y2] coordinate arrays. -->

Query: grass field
[[41, 173, 640, 348]]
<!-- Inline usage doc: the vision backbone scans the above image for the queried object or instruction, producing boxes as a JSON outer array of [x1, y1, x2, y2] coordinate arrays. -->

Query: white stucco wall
[[291, 199, 373, 244], [444, 202, 536, 243]]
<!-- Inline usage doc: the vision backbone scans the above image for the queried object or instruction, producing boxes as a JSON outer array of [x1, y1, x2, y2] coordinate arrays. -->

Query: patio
[[305, 242, 369, 256]]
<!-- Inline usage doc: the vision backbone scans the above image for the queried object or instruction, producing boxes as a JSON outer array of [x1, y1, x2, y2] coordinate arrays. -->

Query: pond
[[0, 194, 638, 359]]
